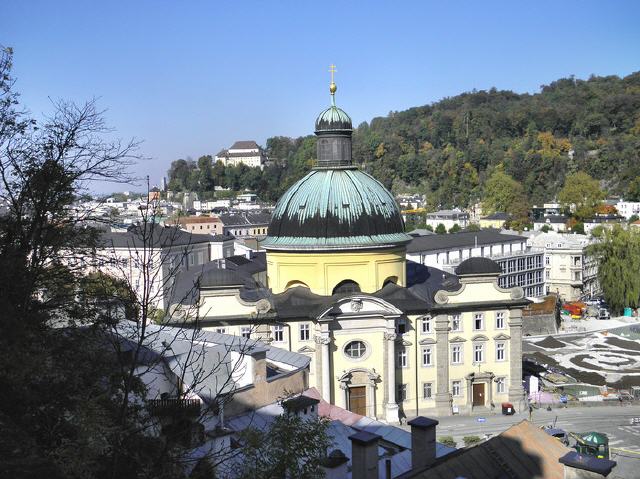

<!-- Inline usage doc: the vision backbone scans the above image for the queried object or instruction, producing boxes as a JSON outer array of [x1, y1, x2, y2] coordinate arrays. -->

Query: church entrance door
[[348, 386, 367, 416], [472, 383, 485, 406]]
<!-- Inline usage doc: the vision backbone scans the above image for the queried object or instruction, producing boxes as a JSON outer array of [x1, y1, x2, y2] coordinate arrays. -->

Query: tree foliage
[[237, 413, 331, 479], [167, 71, 640, 210], [558, 171, 604, 220], [588, 226, 640, 313], [482, 166, 529, 222]]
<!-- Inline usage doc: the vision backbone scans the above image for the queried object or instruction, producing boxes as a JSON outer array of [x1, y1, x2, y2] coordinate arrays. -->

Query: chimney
[[559, 452, 616, 479], [349, 431, 381, 479], [408, 416, 439, 471]]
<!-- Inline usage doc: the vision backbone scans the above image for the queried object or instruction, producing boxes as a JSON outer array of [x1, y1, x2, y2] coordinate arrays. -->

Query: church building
[[173, 73, 528, 423]]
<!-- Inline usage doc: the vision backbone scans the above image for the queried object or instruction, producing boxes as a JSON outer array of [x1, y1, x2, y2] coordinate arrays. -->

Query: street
[[402, 405, 640, 479]]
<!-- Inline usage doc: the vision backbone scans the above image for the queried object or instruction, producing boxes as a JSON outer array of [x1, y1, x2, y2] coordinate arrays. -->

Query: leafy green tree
[[482, 166, 529, 222], [570, 222, 585, 234], [558, 171, 605, 220], [540, 224, 551, 233], [435, 223, 447, 234], [627, 177, 640, 202], [629, 214, 639, 224], [449, 224, 462, 234], [238, 413, 331, 479], [588, 226, 640, 313]]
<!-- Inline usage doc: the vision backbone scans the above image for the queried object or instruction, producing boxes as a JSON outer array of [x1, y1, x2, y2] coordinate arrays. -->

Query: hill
[[168, 72, 640, 207]]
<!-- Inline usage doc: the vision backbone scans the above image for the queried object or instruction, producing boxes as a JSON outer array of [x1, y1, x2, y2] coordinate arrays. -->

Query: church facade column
[[434, 314, 451, 416], [383, 331, 399, 422], [508, 308, 525, 409], [315, 331, 332, 402]]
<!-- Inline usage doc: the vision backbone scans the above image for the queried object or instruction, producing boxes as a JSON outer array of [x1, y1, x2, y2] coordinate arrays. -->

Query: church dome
[[315, 105, 352, 132], [263, 167, 411, 250]]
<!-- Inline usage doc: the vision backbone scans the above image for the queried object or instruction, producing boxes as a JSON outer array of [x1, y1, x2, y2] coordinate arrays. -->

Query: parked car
[[598, 308, 611, 320], [544, 427, 570, 446]]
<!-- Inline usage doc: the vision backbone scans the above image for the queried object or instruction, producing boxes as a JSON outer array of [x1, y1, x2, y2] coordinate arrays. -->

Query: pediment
[[493, 333, 511, 340], [317, 295, 402, 320], [449, 336, 466, 343], [297, 345, 316, 353], [471, 334, 489, 342], [419, 338, 437, 345]]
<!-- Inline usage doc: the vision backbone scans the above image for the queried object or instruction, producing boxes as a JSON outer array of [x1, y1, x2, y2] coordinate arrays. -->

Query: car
[[544, 427, 570, 445], [598, 309, 611, 320]]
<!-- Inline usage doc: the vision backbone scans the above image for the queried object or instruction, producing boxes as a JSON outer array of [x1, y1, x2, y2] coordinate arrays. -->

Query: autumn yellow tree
[[558, 171, 605, 220]]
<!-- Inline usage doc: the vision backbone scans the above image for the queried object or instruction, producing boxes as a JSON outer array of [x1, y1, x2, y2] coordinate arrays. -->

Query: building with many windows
[[530, 232, 599, 301], [406, 230, 545, 298], [215, 140, 267, 169], [169, 79, 528, 422]]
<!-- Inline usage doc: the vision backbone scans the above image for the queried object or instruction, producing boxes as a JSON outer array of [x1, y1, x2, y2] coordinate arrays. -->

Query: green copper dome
[[315, 104, 352, 131], [263, 167, 411, 251]]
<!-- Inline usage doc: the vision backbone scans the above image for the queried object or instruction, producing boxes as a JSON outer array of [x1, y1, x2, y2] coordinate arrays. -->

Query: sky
[[3, 0, 640, 193]]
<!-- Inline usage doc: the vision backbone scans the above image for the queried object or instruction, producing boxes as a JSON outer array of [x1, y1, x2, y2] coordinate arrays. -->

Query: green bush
[[462, 435, 482, 447], [438, 436, 457, 448]]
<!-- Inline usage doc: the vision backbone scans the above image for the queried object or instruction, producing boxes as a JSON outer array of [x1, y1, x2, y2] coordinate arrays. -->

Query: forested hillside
[[168, 72, 640, 207]]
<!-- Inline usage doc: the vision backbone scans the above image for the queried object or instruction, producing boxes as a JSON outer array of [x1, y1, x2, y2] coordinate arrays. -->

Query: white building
[[406, 229, 545, 297], [215, 140, 266, 169], [533, 215, 569, 232], [425, 209, 469, 231], [85, 225, 233, 310], [529, 232, 599, 301], [616, 200, 640, 220]]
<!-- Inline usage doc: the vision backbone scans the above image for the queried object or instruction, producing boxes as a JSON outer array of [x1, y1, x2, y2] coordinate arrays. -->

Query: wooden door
[[348, 386, 367, 416], [472, 383, 485, 406]]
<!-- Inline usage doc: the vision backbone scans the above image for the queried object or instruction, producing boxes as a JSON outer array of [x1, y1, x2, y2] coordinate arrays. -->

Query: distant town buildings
[[425, 209, 469, 230], [406, 230, 545, 298], [176, 215, 223, 235], [215, 140, 267, 169], [218, 211, 271, 237], [616, 200, 640, 220], [530, 232, 599, 301]]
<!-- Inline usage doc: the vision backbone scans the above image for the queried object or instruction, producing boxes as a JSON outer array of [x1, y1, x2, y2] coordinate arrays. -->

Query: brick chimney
[[408, 416, 439, 471], [349, 431, 381, 479]]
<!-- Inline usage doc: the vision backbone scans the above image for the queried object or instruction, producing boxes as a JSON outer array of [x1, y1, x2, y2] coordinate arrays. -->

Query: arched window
[[332, 280, 361, 295], [285, 280, 309, 290], [383, 276, 398, 287]]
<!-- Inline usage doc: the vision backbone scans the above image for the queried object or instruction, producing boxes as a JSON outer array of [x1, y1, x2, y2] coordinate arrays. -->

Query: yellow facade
[[266, 247, 406, 295]]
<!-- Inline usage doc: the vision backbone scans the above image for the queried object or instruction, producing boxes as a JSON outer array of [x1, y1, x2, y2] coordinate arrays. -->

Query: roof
[[199, 268, 246, 288], [455, 257, 502, 276], [178, 216, 221, 224], [559, 452, 616, 476], [482, 212, 511, 220], [406, 229, 525, 254], [229, 140, 260, 150], [405, 420, 571, 479], [315, 105, 352, 131], [219, 211, 271, 227], [536, 214, 568, 224], [263, 167, 412, 250], [99, 224, 213, 249]]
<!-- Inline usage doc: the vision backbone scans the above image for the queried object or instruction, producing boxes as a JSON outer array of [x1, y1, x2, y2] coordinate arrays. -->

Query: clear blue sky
[[4, 0, 639, 193]]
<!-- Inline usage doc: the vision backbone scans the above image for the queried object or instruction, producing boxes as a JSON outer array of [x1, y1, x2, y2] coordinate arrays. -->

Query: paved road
[[402, 405, 640, 479]]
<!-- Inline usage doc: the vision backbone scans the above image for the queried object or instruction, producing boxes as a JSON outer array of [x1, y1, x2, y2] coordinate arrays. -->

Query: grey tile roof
[[99, 224, 213, 249], [229, 140, 260, 150], [406, 229, 524, 254]]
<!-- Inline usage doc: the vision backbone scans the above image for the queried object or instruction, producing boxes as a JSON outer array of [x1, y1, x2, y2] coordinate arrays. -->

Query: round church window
[[345, 341, 366, 359]]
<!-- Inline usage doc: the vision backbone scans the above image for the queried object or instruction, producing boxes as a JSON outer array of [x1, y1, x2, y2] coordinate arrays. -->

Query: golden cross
[[329, 64, 337, 84]]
